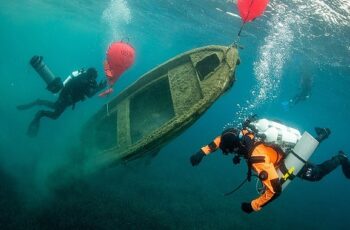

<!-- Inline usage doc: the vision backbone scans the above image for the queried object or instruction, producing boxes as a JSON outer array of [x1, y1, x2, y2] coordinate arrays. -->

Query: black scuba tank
[[30, 55, 63, 93]]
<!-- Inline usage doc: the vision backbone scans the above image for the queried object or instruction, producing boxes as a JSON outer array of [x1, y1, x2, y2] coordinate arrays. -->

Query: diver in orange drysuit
[[190, 119, 350, 213]]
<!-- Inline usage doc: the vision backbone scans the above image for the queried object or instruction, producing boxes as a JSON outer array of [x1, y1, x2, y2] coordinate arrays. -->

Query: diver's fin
[[342, 162, 350, 179], [17, 103, 34, 110], [314, 127, 331, 142], [27, 119, 40, 137], [341, 160, 350, 179], [17, 99, 41, 110], [337, 151, 350, 179]]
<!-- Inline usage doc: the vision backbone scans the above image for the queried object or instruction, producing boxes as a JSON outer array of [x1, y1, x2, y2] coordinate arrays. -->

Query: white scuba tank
[[248, 118, 302, 152], [277, 131, 319, 190]]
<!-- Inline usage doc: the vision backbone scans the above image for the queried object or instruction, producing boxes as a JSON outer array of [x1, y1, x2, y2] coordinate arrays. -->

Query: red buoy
[[100, 41, 135, 97], [237, 0, 269, 23]]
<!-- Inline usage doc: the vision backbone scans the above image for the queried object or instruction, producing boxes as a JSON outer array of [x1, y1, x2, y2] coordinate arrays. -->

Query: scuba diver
[[190, 116, 350, 214], [290, 72, 313, 105], [282, 72, 313, 110], [17, 67, 106, 137]]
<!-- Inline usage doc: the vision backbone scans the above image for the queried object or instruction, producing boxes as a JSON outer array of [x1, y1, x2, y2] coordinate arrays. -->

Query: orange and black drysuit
[[192, 126, 350, 213], [200, 129, 284, 212]]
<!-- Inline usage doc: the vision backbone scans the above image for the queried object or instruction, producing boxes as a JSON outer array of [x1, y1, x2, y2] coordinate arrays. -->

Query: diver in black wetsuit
[[17, 68, 106, 137], [289, 72, 313, 105]]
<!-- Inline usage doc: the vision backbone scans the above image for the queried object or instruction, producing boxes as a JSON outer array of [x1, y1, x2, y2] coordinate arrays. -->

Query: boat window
[[95, 112, 118, 150], [195, 54, 220, 81], [130, 76, 175, 143]]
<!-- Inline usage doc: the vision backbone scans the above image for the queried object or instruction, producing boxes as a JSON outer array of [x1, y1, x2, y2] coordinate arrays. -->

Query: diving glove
[[242, 114, 258, 129], [241, 202, 254, 214], [190, 150, 205, 166], [232, 155, 241, 165], [97, 80, 107, 91]]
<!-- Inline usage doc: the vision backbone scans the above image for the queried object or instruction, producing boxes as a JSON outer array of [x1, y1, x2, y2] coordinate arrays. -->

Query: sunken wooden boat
[[81, 45, 240, 167]]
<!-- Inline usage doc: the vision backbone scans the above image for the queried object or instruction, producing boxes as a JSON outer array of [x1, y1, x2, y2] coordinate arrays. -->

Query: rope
[[255, 177, 265, 194], [106, 102, 110, 116], [233, 0, 256, 45], [224, 177, 248, 196]]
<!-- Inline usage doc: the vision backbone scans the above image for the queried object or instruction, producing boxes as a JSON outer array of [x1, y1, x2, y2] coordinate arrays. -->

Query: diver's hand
[[242, 114, 258, 128], [97, 80, 107, 91], [232, 155, 241, 165], [190, 150, 205, 166], [241, 202, 254, 214]]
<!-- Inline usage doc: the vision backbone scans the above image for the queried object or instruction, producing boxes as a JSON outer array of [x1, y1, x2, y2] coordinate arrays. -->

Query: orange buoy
[[100, 41, 135, 97], [104, 41, 135, 85]]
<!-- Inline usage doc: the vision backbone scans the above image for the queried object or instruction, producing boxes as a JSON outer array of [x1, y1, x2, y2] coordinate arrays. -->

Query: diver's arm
[[86, 80, 107, 98], [190, 136, 221, 166], [250, 162, 281, 212], [201, 136, 222, 155]]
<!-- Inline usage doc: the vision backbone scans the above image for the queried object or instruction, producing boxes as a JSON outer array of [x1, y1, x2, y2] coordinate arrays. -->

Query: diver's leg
[[17, 100, 40, 110], [35, 99, 56, 109], [27, 111, 43, 137], [316, 155, 344, 178], [27, 106, 66, 137], [38, 105, 66, 120], [298, 153, 348, 181], [297, 163, 322, 182], [17, 99, 55, 110]]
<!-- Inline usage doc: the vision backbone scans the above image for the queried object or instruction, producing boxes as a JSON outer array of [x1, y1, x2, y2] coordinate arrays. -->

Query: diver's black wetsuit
[[298, 154, 349, 181], [290, 74, 313, 105], [18, 69, 105, 137], [34, 71, 99, 119]]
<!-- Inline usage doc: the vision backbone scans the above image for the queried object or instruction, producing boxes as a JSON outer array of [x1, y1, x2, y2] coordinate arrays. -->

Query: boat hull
[[81, 45, 240, 167]]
